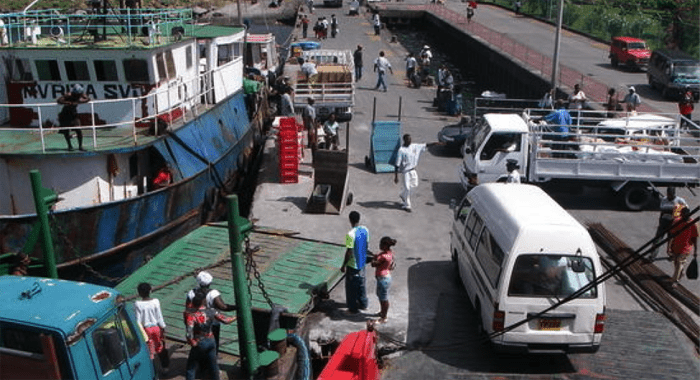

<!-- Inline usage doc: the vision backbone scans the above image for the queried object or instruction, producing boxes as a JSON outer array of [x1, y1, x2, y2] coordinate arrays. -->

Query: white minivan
[[450, 183, 606, 353]]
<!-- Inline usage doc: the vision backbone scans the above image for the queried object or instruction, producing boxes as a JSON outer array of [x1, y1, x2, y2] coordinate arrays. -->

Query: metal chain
[[244, 236, 276, 309], [47, 211, 129, 284]]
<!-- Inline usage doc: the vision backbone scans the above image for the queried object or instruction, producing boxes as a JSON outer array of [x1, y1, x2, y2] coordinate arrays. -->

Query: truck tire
[[622, 184, 651, 211]]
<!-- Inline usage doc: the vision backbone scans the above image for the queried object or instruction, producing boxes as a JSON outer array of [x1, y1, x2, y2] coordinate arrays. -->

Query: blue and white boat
[[0, 7, 268, 283]]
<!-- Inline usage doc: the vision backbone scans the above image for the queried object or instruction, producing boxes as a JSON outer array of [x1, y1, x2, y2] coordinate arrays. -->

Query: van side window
[[117, 307, 141, 357], [456, 198, 471, 223], [474, 228, 504, 288], [92, 315, 127, 374], [465, 212, 483, 249], [480, 133, 521, 161]]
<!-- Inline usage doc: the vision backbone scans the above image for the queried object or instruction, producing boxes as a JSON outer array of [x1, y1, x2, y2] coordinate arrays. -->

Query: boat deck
[[0, 103, 214, 155], [116, 222, 345, 356]]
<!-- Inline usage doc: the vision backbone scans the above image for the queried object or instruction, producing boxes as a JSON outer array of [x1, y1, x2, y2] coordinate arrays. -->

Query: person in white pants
[[394, 134, 443, 211]]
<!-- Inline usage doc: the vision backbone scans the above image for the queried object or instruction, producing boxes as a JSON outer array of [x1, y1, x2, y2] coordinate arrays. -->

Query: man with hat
[[506, 159, 521, 183], [185, 271, 237, 353], [57, 84, 91, 151], [623, 86, 641, 113]]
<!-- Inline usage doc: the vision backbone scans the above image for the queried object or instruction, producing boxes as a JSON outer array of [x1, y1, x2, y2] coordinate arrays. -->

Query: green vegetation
[[491, 0, 699, 59]]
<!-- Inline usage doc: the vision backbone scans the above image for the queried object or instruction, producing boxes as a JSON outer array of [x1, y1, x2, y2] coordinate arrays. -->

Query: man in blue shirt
[[341, 211, 369, 313], [538, 100, 573, 157]]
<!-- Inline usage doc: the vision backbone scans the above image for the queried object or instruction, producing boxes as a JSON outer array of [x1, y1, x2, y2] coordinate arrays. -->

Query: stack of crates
[[278, 117, 300, 183]]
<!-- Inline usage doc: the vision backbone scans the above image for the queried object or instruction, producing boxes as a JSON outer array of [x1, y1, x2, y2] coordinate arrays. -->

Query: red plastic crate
[[279, 144, 299, 154], [278, 128, 298, 137], [279, 116, 296, 128], [279, 160, 298, 171], [279, 136, 298, 147], [279, 151, 299, 162], [280, 173, 298, 184]]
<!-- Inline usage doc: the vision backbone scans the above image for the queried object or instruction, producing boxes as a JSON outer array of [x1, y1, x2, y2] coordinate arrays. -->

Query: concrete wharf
[[124, 1, 699, 378]]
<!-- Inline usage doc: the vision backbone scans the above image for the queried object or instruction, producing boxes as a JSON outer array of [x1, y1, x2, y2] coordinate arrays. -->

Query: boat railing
[[0, 57, 244, 152], [0, 8, 192, 49]]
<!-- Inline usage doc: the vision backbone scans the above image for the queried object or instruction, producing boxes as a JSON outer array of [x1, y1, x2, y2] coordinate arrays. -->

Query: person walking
[[302, 98, 317, 150], [623, 86, 641, 114], [650, 187, 688, 260], [135, 283, 167, 372], [678, 86, 695, 128], [669, 206, 698, 286], [185, 271, 237, 353], [466, 2, 475, 23], [514, 0, 522, 15], [280, 87, 295, 117], [353, 45, 363, 81], [57, 84, 90, 151], [330, 14, 339, 38], [405, 53, 417, 87], [371, 236, 396, 324], [372, 12, 381, 35], [341, 211, 369, 314], [373, 51, 393, 92], [394, 134, 443, 211], [301, 15, 309, 38], [184, 292, 236, 380]]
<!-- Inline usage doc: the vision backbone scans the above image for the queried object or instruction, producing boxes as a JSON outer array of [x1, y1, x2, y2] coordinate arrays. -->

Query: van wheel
[[622, 183, 651, 211]]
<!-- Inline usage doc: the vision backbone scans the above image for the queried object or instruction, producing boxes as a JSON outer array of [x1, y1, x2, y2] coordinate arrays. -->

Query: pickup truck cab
[[609, 37, 651, 71], [0, 276, 155, 380]]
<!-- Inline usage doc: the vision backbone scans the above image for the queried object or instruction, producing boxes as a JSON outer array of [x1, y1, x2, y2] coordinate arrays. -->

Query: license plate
[[538, 318, 561, 331]]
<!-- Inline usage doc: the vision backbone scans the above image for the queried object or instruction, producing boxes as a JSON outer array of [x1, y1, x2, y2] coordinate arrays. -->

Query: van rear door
[[499, 254, 602, 349]]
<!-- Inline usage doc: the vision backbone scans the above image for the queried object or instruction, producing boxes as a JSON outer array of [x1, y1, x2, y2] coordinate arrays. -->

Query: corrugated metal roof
[[116, 223, 345, 356]]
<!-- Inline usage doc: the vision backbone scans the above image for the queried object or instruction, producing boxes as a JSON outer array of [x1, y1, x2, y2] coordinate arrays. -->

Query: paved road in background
[[247, 1, 699, 379]]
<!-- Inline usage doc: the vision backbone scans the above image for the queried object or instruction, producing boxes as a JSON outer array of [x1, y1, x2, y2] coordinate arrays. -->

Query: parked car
[[647, 49, 700, 100], [609, 37, 651, 70], [437, 117, 475, 155]]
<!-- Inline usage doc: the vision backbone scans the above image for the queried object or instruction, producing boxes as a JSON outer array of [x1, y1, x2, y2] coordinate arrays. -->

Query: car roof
[[612, 36, 646, 44], [596, 113, 677, 130], [0, 276, 119, 336], [484, 113, 529, 133]]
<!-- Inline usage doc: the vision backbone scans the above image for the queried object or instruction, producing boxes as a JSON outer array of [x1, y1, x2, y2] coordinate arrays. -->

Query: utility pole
[[550, 0, 564, 92]]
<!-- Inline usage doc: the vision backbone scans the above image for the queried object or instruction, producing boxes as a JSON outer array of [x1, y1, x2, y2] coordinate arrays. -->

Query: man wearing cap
[[623, 86, 641, 113], [185, 271, 236, 353], [57, 84, 90, 151], [506, 159, 521, 183]]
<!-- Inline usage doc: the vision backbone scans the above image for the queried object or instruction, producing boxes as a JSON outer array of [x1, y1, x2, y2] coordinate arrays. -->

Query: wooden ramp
[[116, 223, 345, 356]]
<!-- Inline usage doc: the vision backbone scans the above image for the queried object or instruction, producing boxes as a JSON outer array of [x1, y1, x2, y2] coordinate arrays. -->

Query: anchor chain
[[48, 211, 130, 284], [244, 236, 275, 309]]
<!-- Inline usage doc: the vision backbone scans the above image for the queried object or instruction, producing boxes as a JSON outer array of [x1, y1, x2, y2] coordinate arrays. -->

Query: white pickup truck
[[459, 110, 700, 210], [283, 49, 355, 121]]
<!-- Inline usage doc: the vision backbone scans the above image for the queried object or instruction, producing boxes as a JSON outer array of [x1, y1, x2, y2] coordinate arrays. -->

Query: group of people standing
[[132, 271, 237, 380], [341, 211, 396, 323]]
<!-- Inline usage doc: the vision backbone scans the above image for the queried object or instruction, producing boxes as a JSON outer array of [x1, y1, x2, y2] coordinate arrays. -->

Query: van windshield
[[508, 254, 597, 299], [673, 63, 700, 78]]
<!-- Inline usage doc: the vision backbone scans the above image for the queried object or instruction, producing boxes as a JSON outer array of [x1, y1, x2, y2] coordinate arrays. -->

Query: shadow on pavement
[[430, 181, 465, 205], [404, 260, 576, 375]]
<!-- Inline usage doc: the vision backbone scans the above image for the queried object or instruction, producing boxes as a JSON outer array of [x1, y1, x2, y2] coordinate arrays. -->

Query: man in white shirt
[[301, 59, 318, 84], [505, 159, 521, 183], [374, 51, 393, 92], [623, 86, 641, 113], [393, 134, 443, 211], [373, 12, 381, 35], [405, 53, 417, 86]]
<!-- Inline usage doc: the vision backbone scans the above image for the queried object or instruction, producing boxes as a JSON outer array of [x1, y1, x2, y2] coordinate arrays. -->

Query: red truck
[[609, 36, 651, 71]]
